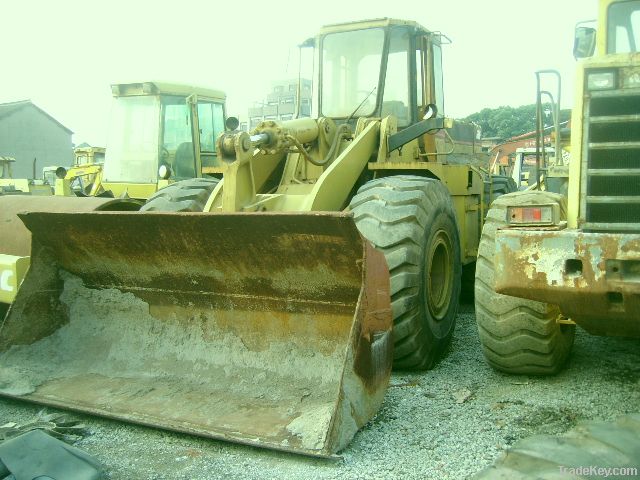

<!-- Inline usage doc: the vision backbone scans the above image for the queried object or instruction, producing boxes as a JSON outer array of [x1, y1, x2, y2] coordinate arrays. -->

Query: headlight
[[621, 67, 640, 89], [158, 164, 171, 180], [586, 70, 616, 90], [506, 204, 560, 226]]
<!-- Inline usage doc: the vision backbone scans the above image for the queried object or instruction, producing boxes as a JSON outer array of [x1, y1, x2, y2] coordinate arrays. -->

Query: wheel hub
[[426, 230, 453, 320]]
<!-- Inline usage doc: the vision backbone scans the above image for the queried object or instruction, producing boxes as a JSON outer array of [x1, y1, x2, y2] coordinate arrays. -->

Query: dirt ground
[[0, 302, 638, 479]]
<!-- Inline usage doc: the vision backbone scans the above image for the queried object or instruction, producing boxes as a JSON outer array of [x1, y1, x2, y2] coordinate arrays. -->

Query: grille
[[583, 89, 640, 231]]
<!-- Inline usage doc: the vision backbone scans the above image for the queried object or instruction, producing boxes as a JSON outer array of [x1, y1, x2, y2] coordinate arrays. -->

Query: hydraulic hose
[[285, 123, 350, 167]]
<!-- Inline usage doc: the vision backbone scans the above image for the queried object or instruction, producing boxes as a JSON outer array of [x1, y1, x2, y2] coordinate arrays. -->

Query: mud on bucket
[[0, 211, 392, 457]]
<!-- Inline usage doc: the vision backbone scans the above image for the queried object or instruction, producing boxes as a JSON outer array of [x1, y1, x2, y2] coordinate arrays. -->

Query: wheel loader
[[0, 18, 514, 456], [1, 82, 226, 199], [475, 0, 640, 375], [52, 82, 228, 199], [0, 81, 228, 313], [49, 146, 106, 197], [97, 81, 227, 199], [0, 157, 54, 196]]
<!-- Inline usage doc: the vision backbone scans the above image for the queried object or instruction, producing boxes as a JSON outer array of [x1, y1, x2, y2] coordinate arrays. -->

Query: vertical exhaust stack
[[0, 211, 392, 457]]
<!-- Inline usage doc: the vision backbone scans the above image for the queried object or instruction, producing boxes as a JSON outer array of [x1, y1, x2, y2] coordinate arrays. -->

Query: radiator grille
[[583, 90, 640, 231]]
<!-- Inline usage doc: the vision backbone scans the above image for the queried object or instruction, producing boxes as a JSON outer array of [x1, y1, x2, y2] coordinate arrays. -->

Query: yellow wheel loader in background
[[48, 146, 106, 197], [2, 82, 227, 199], [0, 82, 228, 312], [54, 82, 228, 201], [97, 81, 227, 201], [1, 18, 514, 456], [475, 0, 640, 375], [0, 157, 54, 196], [72, 81, 229, 205]]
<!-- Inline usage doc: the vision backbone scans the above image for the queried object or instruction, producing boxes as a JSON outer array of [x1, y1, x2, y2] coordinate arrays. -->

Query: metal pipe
[[535, 70, 562, 188], [250, 133, 271, 147], [535, 73, 543, 191], [489, 148, 502, 174]]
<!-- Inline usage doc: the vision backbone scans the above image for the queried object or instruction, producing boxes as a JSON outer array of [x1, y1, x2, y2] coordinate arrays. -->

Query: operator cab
[[103, 82, 226, 193], [312, 18, 447, 129]]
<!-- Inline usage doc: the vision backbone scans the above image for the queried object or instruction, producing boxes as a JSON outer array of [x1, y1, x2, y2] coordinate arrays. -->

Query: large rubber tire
[[140, 178, 220, 212], [349, 175, 462, 370], [474, 414, 640, 479], [461, 176, 516, 303], [474, 191, 575, 375], [484, 174, 518, 210]]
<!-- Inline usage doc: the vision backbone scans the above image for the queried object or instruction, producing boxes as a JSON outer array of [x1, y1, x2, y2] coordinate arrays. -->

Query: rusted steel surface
[[0, 195, 141, 257], [494, 228, 640, 336], [0, 211, 392, 457]]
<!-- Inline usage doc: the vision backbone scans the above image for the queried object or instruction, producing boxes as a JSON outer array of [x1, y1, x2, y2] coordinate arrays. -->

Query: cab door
[[190, 98, 226, 176]]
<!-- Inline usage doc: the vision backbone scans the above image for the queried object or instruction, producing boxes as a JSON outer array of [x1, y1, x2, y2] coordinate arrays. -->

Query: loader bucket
[[0, 211, 392, 457], [0, 195, 143, 257]]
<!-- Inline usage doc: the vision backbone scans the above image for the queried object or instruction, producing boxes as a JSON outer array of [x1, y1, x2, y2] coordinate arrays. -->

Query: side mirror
[[574, 26, 596, 59], [422, 103, 438, 120]]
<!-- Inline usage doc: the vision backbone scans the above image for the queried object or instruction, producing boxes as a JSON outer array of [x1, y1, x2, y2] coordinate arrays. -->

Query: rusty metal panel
[[0, 195, 139, 257], [494, 228, 640, 336], [0, 211, 392, 457]]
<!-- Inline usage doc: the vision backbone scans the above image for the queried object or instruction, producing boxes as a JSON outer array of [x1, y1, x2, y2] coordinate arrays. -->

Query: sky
[[0, 0, 598, 147]]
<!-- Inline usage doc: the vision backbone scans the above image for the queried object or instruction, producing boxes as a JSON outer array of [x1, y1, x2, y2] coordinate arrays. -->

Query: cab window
[[162, 96, 196, 179], [198, 102, 225, 152], [382, 26, 411, 126], [608, 1, 640, 53]]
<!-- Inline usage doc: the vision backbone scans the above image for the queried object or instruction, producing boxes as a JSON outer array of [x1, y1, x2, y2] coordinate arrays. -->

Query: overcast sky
[[0, 0, 597, 146]]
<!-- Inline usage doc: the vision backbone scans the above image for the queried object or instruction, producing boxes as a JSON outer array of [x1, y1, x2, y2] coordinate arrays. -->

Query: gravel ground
[[0, 301, 638, 479]]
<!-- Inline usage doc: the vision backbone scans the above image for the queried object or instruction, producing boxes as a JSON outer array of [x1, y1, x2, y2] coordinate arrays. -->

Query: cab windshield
[[608, 0, 640, 53], [320, 27, 384, 117], [103, 95, 160, 183]]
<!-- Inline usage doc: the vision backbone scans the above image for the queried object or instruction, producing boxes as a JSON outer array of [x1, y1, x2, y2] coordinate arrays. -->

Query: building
[[247, 79, 312, 130], [489, 121, 570, 172], [479, 136, 503, 154], [0, 100, 74, 179]]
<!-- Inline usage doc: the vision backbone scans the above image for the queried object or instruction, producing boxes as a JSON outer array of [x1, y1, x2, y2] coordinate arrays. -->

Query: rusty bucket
[[0, 211, 392, 456]]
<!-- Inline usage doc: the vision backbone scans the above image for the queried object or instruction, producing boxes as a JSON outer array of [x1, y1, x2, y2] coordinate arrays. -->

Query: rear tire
[[349, 175, 461, 370], [140, 178, 220, 212], [474, 191, 575, 375], [464, 175, 516, 302], [484, 174, 517, 210]]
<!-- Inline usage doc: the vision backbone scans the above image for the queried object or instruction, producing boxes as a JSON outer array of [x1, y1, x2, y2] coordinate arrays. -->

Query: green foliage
[[464, 104, 571, 140]]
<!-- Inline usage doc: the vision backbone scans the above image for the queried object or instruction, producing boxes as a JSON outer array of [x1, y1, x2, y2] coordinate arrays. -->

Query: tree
[[465, 104, 571, 140]]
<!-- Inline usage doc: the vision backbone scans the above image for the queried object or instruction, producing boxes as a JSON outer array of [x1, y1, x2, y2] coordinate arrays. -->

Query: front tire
[[349, 175, 462, 370], [474, 191, 575, 375], [140, 178, 220, 212]]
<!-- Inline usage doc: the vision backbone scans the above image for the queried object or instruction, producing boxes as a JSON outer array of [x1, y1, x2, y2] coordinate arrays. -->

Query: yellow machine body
[[492, 0, 640, 331]]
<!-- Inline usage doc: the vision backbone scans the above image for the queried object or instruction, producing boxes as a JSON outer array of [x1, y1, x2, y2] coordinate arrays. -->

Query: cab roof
[[318, 18, 432, 36], [111, 82, 226, 102]]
